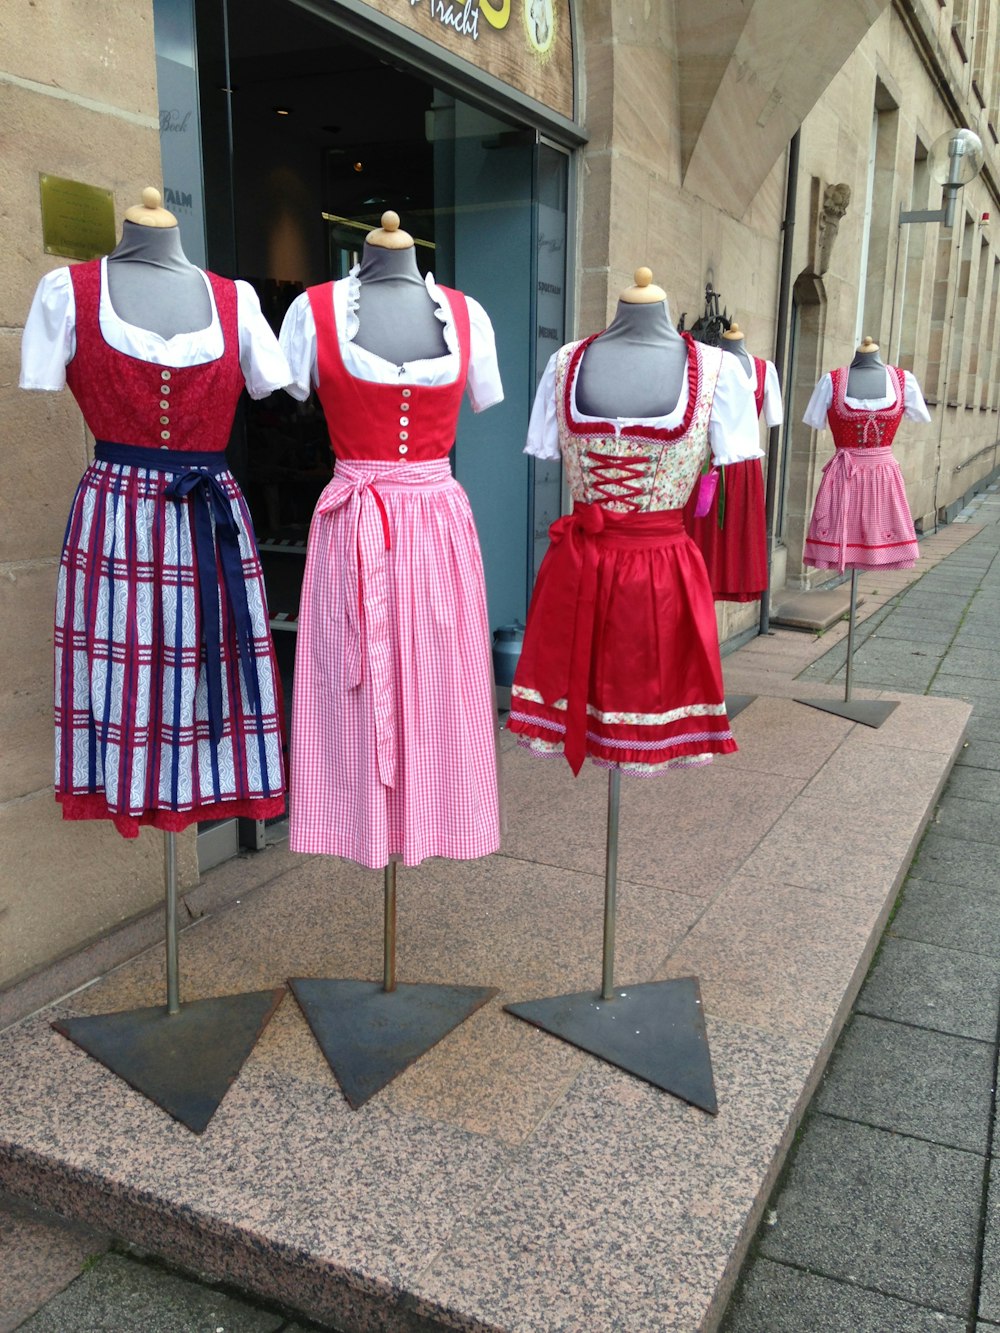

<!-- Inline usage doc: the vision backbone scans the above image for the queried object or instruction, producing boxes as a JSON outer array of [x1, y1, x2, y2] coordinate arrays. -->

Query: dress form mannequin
[[352, 212, 448, 365], [720, 321, 754, 372], [846, 336, 888, 399], [105, 188, 211, 338], [575, 268, 688, 419]]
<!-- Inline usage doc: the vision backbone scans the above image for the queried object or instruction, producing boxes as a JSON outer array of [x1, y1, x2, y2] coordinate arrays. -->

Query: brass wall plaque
[[39, 174, 116, 261]]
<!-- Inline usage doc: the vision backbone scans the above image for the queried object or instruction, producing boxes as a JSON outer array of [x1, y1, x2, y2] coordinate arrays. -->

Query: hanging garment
[[507, 333, 762, 775], [20, 258, 290, 837], [802, 364, 930, 572], [683, 354, 781, 602], [279, 270, 504, 868]]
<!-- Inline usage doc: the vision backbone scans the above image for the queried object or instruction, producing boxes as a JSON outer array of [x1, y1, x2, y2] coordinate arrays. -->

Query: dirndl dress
[[279, 274, 504, 868], [802, 365, 927, 572], [20, 258, 289, 837], [683, 354, 779, 602], [508, 333, 759, 776]]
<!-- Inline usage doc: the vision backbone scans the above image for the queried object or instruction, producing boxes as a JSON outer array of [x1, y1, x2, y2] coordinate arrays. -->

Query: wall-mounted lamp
[[900, 127, 984, 229]]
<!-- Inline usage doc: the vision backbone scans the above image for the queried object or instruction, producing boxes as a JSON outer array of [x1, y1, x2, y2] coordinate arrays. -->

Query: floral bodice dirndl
[[279, 271, 504, 868], [802, 364, 930, 573], [507, 333, 760, 776], [20, 258, 290, 837], [683, 353, 782, 602]]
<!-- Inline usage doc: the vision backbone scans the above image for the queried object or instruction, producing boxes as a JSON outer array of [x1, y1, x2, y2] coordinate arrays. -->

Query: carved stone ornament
[[816, 182, 851, 277]]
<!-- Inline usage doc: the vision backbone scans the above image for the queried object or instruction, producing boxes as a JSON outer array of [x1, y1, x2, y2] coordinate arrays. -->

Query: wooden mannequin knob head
[[124, 186, 178, 228], [366, 209, 415, 250], [857, 335, 880, 353], [722, 320, 744, 341], [620, 266, 667, 304]]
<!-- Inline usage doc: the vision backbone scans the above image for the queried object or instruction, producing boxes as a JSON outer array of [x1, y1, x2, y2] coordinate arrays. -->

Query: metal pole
[[601, 769, 621, 1001], [164, 831, 180, 1016], [383, 863, 397, 993], [844, 569, 859, 703]]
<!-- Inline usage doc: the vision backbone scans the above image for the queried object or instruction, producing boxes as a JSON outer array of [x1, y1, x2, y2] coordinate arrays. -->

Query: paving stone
[[16, 1253, 285, 1333], [722, 1257, 967, 1333], [980, 1158, 1000, 1324], [911, 830, 1000, 891], [936, 646, 1000, 679], [942, 767, 1000, 804], [871, 618, 962, 645], [757, 1116, 981, 1315], [955, 739, 1000, 771], [929, 680, 1000, 717], [891, 878, 1000, 957], [814, 1014, 993, 1153], [931, 794, 1000, 844], [855, 936, 1000, 1041], [0, 1193, 109, 1333]]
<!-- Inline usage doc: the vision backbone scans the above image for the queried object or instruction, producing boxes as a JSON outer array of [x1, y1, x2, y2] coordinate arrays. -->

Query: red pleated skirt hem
[[57, 792, 287, 840]]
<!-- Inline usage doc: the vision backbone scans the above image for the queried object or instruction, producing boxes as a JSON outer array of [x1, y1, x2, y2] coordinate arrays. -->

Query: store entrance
[[179, 0, 568, 686]]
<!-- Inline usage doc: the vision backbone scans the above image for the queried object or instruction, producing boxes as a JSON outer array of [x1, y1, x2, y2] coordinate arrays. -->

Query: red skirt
[[507, 504, 736, 775], [683, 458, 768, 602]]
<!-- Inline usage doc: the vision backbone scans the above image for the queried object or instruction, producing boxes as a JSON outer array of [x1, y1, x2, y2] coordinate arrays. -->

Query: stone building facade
[[2, 0, 998, 1005]]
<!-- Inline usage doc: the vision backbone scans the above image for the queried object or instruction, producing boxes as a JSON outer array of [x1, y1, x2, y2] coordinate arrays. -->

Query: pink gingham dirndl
[[802, 445, 919, 572], [289, 458, 500, 867]]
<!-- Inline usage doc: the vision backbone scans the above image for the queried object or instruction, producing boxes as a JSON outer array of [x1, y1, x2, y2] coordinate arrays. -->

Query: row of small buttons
[[399, 386, 412, 454], [160, 369, 172, 444]]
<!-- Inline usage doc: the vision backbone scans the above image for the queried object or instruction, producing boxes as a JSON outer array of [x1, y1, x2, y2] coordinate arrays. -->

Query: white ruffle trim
[[344, 263, 459, 357]]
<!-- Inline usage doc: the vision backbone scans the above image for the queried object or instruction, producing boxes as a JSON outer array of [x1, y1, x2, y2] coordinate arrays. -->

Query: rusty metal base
[[725, 694, 756, 721], [52, 988, 286, 1135], [289, 979, 498, 1110], [795, 697, 899, 729], [505, 977, 718, 1115]]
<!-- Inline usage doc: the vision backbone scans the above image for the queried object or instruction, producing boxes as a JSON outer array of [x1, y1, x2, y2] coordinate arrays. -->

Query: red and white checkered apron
[[803, 365, 918, 572], [53, 262, 286, 837]]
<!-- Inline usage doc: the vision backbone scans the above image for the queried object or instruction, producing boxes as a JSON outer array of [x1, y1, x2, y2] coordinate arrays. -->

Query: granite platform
[[0, 523, 978, 1333]]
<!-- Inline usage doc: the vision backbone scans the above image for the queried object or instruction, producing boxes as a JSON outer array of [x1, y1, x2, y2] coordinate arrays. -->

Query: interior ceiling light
[[274, 106, 291, 116], [353, 161, 364, 172]]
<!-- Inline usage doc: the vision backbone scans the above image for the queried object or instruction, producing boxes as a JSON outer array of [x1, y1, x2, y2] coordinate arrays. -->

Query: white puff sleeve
[[710, 353, 765, 464], [236, 281, 291, 398], [903, 371, 932, 423], [466, 297, 504, 412], [277, 293, 317, 402], [20, 267, 76, 391], [802, 373, 833, 429], [523, 353, 560, 460], [762, 360, 783, 427]]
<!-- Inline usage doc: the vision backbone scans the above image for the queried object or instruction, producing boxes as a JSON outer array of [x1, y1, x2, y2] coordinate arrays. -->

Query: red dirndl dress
[[802, 365, 919, 572], [50, 261, 286, 837], [683, 354, 769, 602], [507, 334, 737, 776], [288, 280, 500, 868]]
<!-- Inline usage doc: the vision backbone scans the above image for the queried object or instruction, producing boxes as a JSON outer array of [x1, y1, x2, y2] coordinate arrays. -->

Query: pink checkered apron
[[289, 282, 500, 867], [53, 260, 286, 838], [803, 364, 918, 572]]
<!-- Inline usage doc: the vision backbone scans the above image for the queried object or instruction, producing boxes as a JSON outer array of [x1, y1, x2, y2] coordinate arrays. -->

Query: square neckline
[[97, 256, 224, 366]]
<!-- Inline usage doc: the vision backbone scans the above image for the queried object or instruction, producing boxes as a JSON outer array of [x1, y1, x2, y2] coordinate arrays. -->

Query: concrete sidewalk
[[0, 494, 995, 1332]]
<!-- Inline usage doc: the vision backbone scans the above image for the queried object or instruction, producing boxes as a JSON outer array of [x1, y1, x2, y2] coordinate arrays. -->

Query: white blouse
[[733, 354, 783, 427], [279, 268, 504, 413], [525, 343, 765, 466], [19, 259, 292, 400], [803, 369, 932, 429]]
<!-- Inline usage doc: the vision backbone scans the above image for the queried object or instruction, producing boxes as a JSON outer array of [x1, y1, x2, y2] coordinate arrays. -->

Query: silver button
[[160, 445, 168, 451], [401, 388, 411, 398], [398, 443, 409, 455], [399, 430, 408, 441], [160, 400, 170, 410], [159, 416, 170, 426], [161, 370, 171, 381], [399, 416, 409, 426], [160, 430, 171, 440]]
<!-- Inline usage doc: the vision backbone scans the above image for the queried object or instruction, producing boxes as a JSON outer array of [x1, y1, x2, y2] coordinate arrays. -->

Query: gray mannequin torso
[[106, 220, 211, 339], [574, 300, 688, 420], [846, 350, 889, 400], [721, 335, 754, 376], [352, 242, 448, 366]]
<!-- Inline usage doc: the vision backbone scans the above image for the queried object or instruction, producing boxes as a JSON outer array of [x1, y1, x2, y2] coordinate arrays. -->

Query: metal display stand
[[53, 833, 286, 1134], [506, 771, 718, 1115], [289, 864, 497, 1109], [795, 569, 898, 728]]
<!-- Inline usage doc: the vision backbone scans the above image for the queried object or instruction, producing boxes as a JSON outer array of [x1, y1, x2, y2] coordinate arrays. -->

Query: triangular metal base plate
[[52, 988, 286, 1134], [288, 978, 498, 1109], [795, 697, 899, 729], [505, 977, 718, 1114], [726, 694, 757, 721]]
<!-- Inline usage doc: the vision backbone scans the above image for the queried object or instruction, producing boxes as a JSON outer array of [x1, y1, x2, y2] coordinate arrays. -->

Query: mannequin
[[574, 268, 688, 419], [801, 333, 931, 574], [683, 318, 782, 603], [352, 213, 448, 364], [278, 209, 504, 871], [507, 266, 762, 776], [19, 186, 290, 838], [105, 189, 211, 336]]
